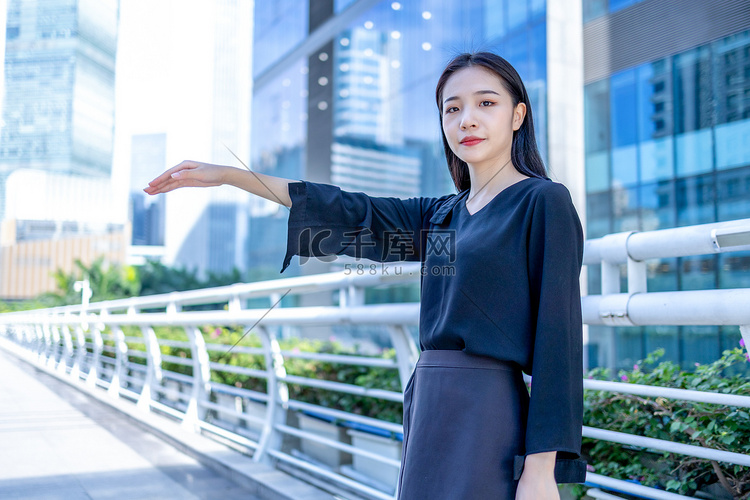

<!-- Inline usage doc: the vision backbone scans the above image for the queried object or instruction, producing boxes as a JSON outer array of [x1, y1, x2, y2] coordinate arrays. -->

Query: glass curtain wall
[[584, 30, 750, 370], [250, 0, 548, 278]]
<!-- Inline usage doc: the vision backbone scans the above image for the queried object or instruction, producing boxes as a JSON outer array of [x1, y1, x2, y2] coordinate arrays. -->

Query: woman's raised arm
[[144, 160, 292, 208]]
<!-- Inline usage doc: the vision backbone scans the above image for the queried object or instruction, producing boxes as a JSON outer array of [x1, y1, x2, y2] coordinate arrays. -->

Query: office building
[[0, 0, 119, 219], [582, 0, 750, 369], [252, 0, 749, 370], [0, 0, 123, 299]]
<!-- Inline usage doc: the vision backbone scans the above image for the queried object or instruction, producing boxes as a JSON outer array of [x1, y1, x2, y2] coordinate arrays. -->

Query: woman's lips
[[460, 137, 485, 146]]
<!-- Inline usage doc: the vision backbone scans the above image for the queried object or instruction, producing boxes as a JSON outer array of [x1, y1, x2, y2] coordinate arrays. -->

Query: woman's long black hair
[[435, 52, 548, 192]]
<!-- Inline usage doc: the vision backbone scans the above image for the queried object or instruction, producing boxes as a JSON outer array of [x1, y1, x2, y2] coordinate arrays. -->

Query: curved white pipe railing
[[1, 219, 749, 500]]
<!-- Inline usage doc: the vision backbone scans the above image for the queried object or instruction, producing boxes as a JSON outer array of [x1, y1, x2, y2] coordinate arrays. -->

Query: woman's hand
[[144, 160, 293, 207], [515, 452, 560, 500], [144, 160, 233, 195]]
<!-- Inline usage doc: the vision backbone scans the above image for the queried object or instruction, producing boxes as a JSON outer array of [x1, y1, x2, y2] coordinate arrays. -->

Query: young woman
[[146, 52, 587, 499]]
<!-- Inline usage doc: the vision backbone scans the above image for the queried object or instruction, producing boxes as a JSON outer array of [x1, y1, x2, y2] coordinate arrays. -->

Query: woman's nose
[[460, 112, 476, 130]]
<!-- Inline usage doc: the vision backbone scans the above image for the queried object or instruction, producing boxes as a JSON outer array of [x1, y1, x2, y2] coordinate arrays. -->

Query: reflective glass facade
[[584, 29, 750, 370], [0, 0, 118, 219], [583, 0, 647, 22], [251, 0, 548, 278]]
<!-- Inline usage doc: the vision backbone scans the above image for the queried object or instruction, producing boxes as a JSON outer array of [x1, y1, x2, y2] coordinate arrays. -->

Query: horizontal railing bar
[[199, 400, 266, 425], [280, 350, 398, 368], [119, 387, 141, 402], [281, 374, 403, 402], [584, 489, 626, 500], [95, 378, 110, 389], [585, 472, 694, 499], [126, 350, 147, 359], [276, 423, 401, 467], [267, 449, 393, 500], [126, 362, 147, 372], [583, 289, 750, 326], [0, 304, 421, 327], [208, 362, 268, 379], [287, 400, 403, 435], [204, 344, 265, 356], [196, 420, 259, 449], [162, 371, 194, 384], [208, 382, 268, 402], [583, 426, 750, 466], [156, 385, 190, 401], [160, 354, 192, 365], [583, 218, 750, 265], [158, 339, 191, 348], [121, 375, 145, 386], [149, 399, 187, 421], [584, 379, 750, 407], [123, 336, 144, 343]]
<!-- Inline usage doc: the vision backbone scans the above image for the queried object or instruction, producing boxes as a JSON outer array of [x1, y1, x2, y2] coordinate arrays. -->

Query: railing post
[[228, 290, 242, 312], [138, 325, 163, 412], [59, 324, 74, 375], [388, 325, 420, 390], [36, 324, 48, 363], [741, 325, 750, 355], [108, 325, 128, 398], [88, 322, 104, 388], [182, 326, 210, 432], [49, 325, 61, 369], [253, 325, 289, 464], [71, 325, 86, 380]]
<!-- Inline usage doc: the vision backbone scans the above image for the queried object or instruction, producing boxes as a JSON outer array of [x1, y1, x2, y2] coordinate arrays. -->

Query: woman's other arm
[[144, 160, 292, 208], [516, 451, 559, 500]]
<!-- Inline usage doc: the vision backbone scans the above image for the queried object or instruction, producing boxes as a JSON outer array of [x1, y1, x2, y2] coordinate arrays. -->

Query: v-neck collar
[[463, 177, 536, 217], [428, 177, 538, 225]]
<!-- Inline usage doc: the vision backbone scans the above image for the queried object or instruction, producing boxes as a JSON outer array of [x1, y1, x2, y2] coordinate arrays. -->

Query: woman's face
[[440, 66, 526, 171]]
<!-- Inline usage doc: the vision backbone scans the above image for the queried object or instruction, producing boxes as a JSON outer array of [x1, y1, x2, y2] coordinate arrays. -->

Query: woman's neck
[[466, 156, 519, 202]]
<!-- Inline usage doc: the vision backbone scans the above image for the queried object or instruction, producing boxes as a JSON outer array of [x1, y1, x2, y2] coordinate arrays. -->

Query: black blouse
[[281, 176, 587, 483]]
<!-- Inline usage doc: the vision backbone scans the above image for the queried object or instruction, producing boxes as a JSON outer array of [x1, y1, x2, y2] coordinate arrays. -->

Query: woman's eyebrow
[[443, 90, 501, 106]]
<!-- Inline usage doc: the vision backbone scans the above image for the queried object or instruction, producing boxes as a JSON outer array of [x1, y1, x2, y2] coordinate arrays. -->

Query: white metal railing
[[1, 218, 749, 500]]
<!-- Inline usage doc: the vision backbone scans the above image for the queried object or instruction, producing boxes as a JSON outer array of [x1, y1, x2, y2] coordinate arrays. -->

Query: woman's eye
[[445, 106, 458, 114], [480, 100, 494, 107]]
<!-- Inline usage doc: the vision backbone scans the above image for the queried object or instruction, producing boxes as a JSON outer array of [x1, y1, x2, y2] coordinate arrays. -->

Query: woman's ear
[[512, 102, 527, 131]]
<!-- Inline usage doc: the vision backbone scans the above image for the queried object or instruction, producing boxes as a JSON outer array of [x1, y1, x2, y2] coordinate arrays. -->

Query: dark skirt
[[396, 350, 529, 500]]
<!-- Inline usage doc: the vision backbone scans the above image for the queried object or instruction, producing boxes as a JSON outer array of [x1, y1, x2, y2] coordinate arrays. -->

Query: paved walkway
[[0, 350, 261, 500]]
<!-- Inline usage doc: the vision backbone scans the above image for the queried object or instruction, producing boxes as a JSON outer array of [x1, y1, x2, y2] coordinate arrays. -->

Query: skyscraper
[[0, 0, 119, 218], [582, 0, 750, 370], [0, 0, 122, 299]]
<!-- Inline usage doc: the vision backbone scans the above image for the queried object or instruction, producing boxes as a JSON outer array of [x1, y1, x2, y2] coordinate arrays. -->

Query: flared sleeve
[[515, 182, 587, 483], [280, 181, 451, 273]]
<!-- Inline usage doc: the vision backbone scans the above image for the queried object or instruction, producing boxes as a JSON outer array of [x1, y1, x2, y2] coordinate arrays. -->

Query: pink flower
[[620, 374, 628, 382], [745, 353, 750, 362], [328, 335, 337, 342], [292, 347, 301, 354], [633, 364, 639, 371], [740, 338, 746, 348], [586, 464, 595, 472], [695, 362, 700, 367], [211, 328, 221, 339]]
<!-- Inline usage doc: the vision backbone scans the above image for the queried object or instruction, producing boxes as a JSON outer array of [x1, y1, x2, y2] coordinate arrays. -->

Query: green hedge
[[571, 345, 750, 499]]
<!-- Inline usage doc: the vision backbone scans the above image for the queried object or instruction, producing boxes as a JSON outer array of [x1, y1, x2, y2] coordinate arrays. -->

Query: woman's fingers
[[144, 161, 225, 195], [146, 160, 198, 188]]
